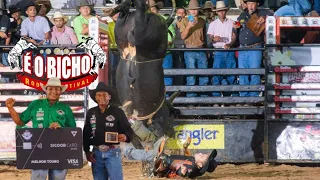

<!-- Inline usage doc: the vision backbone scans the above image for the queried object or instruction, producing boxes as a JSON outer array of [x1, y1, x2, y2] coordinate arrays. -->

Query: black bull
[[113, 0, 178, 147]]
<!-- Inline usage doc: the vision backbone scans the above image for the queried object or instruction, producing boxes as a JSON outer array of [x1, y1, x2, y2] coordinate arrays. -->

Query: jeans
[[124, 137, 164, 162], [238, 45, 263, 97], [274, 0, 312, 16], [0, 53, 9, 83], [184, 51, 209, 97], [163, 53, 173, 87], [212, 51, 236, 97], [92, 147, 123, 180], [31, 169, 67, 180], [315, 0, 320, 14]]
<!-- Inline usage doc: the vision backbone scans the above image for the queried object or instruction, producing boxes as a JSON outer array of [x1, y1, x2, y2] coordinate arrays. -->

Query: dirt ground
[[0, 162, 320, 180]]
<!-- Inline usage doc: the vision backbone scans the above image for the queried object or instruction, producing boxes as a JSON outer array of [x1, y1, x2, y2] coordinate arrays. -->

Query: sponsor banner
[[0, 121, 84, 160], [166, 124, 225, 149], [269, 122, 320, 160]]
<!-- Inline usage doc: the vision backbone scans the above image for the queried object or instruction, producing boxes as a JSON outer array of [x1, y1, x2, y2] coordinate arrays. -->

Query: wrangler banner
[[166, 124, 225, 149]]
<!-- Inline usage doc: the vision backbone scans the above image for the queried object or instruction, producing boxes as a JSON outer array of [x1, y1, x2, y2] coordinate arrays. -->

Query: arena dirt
[[0, 162, 320, 180]]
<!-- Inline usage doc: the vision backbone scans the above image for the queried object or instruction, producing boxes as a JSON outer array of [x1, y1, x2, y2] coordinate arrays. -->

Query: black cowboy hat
[[89, 82, 115, 104], [199, 149, 218, 174], [22, 2, 41, 15], [8, 5, 21, 16], [245, 0, 264, 4]]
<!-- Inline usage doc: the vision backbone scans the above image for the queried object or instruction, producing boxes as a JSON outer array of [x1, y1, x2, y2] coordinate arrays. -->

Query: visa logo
[[67, 159, 78, 164]]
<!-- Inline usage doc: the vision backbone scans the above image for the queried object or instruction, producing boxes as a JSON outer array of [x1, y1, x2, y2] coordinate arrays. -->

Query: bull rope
[[132, 95, 166, 124], [120, 56, 164, 65]]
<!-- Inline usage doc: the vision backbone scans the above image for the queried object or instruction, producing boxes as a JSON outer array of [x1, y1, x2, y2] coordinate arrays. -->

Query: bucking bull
[[103, 0, 179, 149], [102, 0, 218, 178]]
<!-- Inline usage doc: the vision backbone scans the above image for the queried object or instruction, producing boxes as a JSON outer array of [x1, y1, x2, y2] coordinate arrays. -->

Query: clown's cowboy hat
[[148, 0, 164, 9], [77, 0, 94, 12], [50, 11, 68, 23], [199, 149, 218, 174], [213, 1, 229, 11], [187, 0, 201, 10], [89, 82, 115, 103], [40, 77, 68, 93]]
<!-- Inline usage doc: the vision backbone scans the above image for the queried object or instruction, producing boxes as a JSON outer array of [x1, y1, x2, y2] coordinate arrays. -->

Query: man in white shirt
[[207, 1, 237, 103]]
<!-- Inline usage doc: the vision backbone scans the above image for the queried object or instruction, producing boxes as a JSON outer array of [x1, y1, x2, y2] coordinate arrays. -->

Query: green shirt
[[19, 99, 76, 128], [161, 15, 176, 49], [107, 21, 117, 49], [73, 15, 90, 43]]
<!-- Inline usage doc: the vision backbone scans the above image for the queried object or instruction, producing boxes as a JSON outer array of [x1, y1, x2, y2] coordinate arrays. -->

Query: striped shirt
[[207, 18, 234, 48]]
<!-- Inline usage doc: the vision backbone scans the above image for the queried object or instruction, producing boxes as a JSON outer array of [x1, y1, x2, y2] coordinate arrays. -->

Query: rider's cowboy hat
[[89, 82, 115, 103], [148, 0, 164, 10], [40, 77, 68, 93], [35, 0, 52, 15], [199, 149, 218, 174], [187, 0, 201, 10], [50, 11, 68, 23], [213, 1, 229, 11], [77, 0, 94, 12]]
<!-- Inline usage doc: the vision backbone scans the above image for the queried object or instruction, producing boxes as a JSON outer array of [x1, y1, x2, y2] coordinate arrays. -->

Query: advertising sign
[[166, 124, 225, 149], [16, 128, 83, 169]]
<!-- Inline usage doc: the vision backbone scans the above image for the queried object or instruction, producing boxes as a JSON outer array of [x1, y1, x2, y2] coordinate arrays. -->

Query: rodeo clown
[[83, 82, 134, 180], [5, 77, 76, 180]]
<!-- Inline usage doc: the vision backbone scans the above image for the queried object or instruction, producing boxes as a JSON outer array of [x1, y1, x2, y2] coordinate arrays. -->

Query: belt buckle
[[98, 145, 109, 152]]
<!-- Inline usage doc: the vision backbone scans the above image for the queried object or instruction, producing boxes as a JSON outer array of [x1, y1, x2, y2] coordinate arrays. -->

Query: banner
[[166, 124, 225, 149]]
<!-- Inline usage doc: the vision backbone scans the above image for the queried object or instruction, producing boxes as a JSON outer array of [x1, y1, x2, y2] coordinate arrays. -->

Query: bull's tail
[[168, 90, 181, 104], [166, 0, 176, 27]]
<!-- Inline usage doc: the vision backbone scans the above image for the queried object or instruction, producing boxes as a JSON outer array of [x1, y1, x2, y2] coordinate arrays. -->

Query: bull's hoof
[[170, 108, 181, 115], [102, 8, 116, 17]]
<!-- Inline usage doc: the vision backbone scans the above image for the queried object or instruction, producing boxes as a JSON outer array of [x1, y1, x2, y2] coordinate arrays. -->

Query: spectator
[[35, 0, 54, 28], [208, 1, 237, 106], [20, 2, 50, 45], [202, 1, 215, 48], [275, 0, 312, 16], [0, 7, 11, 68], [149, 0, 176, 96], [179, 0, 208, 97], [8, 5, 22, 44], [73, 0, 94, 43], [172, 7, 186, 48], [234, 0, 273, 99], [50, 11, 78, 45]]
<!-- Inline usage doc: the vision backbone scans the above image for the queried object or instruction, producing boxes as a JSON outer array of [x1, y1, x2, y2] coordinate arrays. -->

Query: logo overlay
[[8, 37, 107, 91]]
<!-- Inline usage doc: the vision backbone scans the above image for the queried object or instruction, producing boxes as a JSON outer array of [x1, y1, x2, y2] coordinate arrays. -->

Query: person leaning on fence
[[207, 1, 237, 105], [35, 0, 54, 28], [233, 0, 273, 99], [83, 82, 134, 180], [178, 0, 209, 97], [50, 11, 78, 45], [5, 77, 76, 180], [8, 5, 22, 44], [20, 2, 51, 46], [0, 7, 11, 67], [73, 0, 94, 43]]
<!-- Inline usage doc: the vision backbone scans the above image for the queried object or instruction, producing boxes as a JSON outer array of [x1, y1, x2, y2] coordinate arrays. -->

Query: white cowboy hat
[[50, 11, 68, 23], [213, 1, 229, 11], [40, 77, 68, 93]]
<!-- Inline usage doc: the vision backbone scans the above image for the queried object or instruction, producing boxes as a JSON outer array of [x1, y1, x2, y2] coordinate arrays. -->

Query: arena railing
[[161, 47, 266, 119]]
